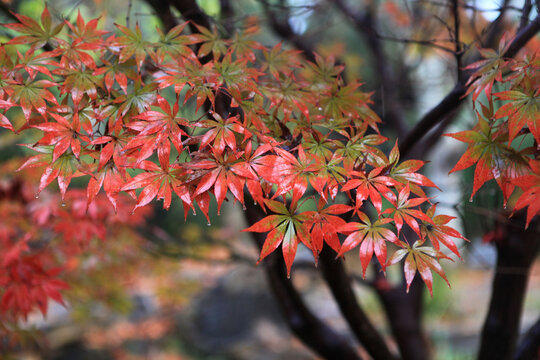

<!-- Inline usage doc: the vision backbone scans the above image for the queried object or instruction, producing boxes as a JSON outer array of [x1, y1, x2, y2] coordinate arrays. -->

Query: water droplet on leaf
[[207, 222, 211, 226]]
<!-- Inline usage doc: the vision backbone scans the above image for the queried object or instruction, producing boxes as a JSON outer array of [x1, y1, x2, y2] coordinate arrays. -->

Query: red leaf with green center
[[114, 23, 149, 71], [382, 183, 432, 236], [420, 204, 466, 259], [243, 199, 311, 276], [338, 212, 398, 277], [387, 240, 451, 296], [446, 116, 510, 200], [495, 87, 540, 144], [342, 167, 397, 214], [9, 79, 58, 119], [304, 198, 352, 261], [5, 6, 63, 49], [513, 159, 540, 228]]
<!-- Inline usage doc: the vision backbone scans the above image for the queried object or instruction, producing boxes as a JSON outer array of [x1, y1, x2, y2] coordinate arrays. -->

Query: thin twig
[[126, 0, 133, 27]]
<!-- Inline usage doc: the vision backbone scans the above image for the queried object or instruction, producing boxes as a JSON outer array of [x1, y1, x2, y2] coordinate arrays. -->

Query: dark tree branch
[[169, 0, 212, 31], [518, 0, 533, 31], [375, 275, 431, 360], [451, 0, 464, 81], [145, 0, 179, 31], [332, 0, 408, 139], [219, 0, 235, 35], [399, 14, 540, 158], [514, 316, 540, 360], [478, 215, 540, 360], [259, 0, 316, 63], [164, 4, 362, 358], [318, 246, 398, 360], [244, 205, 363, 360]]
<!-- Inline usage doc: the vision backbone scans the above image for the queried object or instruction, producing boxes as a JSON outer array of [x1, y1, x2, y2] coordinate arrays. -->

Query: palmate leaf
[[382, 183, 432, 236], [446, 116, 511, 200], [184, 149, 256, 215], [114, 23, 150, 71], [513, 159, 540, 228], [304, 199, 352, 262], [5, 6, 63, 49], [341, 167, 397, 214], [387, 240, 452, 296], [495, 86, 540, 144], [243, 199, 311, 277], [120, 161, 191, 212], [421, 203, 465, 259], [338, 212, 398, 277], [153, 22, 199, 62], [464, 33, 513, 102], [8, 79, 58, 119]]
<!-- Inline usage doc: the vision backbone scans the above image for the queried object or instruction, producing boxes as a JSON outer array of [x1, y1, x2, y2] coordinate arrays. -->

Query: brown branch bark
[[318, 246, 398, 360], [332, 0, 408, 139], [514, 316, 540, 360], [399, 14, 540, 158], [165, 4, 363, 358], [244, 205, 363, 360], [259, 0, 316, 63], [478, 215, 540, 360], [375, 276, 431, 360], [145, 0, 179, 31]]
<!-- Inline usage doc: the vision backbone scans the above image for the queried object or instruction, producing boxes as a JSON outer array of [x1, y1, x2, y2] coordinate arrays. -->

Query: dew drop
[[254, 201, 257, 206], [329, 118, 334, 122], [35, 194, 39, 199], [192, 210, 197, 216], [217, 210, 221, 216], [249, 91, 255, 97], [503, 205, 507, 210], [61, 201, 66, 207], [469, 198, 473, 203], [242, 204, 247, 211], [317, 107, 323, 111], [207, 222, 211, 226]]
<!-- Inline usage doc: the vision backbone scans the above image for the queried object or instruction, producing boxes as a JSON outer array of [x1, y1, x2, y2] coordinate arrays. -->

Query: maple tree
[[0, 1, 538, 359]]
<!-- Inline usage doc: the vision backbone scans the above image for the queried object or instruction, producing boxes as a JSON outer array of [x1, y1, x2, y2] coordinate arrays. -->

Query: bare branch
[[514, 316, 540, 360], [331, 0, 408, 138], [399, 15, 540, 158], [259, 0, 316, 63], [244, 204, 363, 360], [318, 247, 399, 360], [518, 0, 533, 31]]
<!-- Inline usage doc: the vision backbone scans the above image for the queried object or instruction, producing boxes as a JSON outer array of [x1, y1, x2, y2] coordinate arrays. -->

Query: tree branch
[[478, 215, 540, 360], [375, 275, 431, 360], [259, 0, 316, 63], [144, 0, 179, 31], [331, 0, 408, 139], [318, 246, 398, 360], [165, 4, 362, 358], [244, 205, 363, 360], [514, 316, 540, 360], [399, 14, 540, 158]]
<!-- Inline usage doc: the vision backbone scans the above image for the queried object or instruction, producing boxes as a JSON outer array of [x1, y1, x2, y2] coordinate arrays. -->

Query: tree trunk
[[478, 215, 540, 360]]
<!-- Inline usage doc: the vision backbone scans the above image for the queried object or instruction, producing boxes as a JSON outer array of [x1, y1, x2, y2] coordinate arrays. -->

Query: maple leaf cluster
[[0, 7, 468, 321], [448, 35, 540, 227]]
